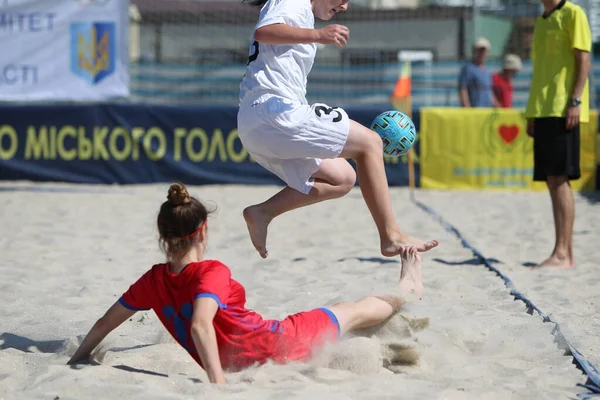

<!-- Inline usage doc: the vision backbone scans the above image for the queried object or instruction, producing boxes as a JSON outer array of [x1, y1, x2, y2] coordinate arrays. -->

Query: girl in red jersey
[[68, 183, 425, 383]]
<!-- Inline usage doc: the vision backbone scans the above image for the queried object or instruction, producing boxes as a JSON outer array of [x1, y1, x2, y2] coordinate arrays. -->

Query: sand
[[416, 190, 600, 371], [0, 182, 597, 400]]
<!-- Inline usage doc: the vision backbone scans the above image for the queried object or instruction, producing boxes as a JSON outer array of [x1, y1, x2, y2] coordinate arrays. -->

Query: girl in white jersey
[[238, 0, 439, 259]]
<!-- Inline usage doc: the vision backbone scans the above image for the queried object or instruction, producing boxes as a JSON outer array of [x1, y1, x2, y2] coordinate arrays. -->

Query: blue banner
[[0, 104, 418, 187]]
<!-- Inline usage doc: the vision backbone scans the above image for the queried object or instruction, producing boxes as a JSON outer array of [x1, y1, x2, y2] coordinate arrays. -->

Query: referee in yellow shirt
[[525, 0, 592, 269]]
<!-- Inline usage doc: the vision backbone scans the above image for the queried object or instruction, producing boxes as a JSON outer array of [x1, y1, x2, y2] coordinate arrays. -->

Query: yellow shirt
[[525, 0, 592, 123]]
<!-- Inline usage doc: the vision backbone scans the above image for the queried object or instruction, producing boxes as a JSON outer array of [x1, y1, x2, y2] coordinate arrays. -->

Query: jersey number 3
[[247, 41, 259, 65], [315, 105, 343, 123]]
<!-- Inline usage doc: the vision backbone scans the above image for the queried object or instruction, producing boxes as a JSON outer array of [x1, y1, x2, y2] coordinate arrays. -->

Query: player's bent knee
[[360, 126, 384, 156], [345, 120, 384, 159], [316, 158, 356, 192], [368, 131, 384, 155], [338, 164, 357, 193]]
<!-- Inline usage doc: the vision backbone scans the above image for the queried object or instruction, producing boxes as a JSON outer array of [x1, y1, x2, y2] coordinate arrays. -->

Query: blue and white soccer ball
[[369, 110, 417, 157]]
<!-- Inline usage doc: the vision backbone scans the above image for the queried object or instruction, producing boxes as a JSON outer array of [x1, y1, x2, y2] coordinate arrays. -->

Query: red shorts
[[271, 308, 340, 363]]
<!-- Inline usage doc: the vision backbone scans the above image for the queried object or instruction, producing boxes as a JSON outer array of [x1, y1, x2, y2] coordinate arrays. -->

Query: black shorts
[[533, 117, 580, 182]]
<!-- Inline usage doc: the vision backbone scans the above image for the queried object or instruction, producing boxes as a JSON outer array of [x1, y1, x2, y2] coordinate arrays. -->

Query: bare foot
[[381, 233, 439, 257], [396, 246, 424, 300], [243, 205, 272, 259], [534, 254, 574, 269]]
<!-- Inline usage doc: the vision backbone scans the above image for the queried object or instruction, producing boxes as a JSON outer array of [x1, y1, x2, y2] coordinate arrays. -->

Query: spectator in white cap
[[458, 37, 498, 108], [492, 54, 523, 108]]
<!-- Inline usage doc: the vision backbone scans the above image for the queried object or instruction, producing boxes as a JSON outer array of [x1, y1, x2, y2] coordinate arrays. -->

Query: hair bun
[[167, 183, 191, 206]]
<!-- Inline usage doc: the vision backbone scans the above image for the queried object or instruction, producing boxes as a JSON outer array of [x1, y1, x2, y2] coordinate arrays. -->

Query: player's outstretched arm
[[255, 23, 349, 48], [190, 297, 226, 384], [67, 301, 136, 365]]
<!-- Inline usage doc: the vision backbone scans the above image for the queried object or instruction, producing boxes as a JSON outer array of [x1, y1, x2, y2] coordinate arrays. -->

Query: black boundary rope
[[411, 192, 600, 399]]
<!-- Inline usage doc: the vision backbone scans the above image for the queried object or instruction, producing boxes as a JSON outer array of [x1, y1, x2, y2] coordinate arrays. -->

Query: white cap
[[503, 54, 522, 71], [473, 37, 491, 50]]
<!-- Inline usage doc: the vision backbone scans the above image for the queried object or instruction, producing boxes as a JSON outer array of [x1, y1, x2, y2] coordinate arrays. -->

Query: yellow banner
[[420, 108, 597, 191]]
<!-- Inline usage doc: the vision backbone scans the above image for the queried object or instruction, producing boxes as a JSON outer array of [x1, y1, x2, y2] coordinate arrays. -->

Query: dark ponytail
[[243, 0, 268, 7]]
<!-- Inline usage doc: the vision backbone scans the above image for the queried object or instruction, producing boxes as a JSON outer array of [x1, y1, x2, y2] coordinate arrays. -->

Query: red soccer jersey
[[119, 260, 338, 372], [492, 72, 513, 108]]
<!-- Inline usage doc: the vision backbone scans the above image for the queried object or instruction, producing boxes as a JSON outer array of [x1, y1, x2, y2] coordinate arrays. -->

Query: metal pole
[[472, 0, 478, 48]]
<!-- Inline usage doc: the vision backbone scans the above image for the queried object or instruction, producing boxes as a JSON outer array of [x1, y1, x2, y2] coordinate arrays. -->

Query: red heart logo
[[498, 125, 519, 144]]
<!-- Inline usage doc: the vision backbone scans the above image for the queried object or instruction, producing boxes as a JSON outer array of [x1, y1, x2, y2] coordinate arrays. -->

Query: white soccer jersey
[[238, 0, 316, 106]]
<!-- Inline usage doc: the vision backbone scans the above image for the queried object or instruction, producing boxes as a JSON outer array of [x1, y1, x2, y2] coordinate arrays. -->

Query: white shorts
[[237, 95, 350, 194]]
